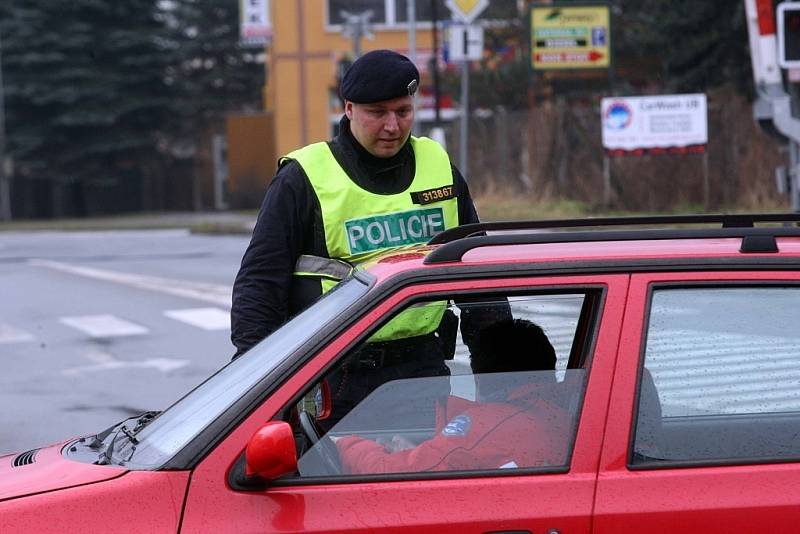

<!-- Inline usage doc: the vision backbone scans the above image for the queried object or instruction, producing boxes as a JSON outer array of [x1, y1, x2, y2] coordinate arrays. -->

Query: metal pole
[[0, 29, 10, 221], [431, 0, 441, 126], [212, 134, 228, 211], [407, 0, 417, 133], [702, 151, 710, 210], [791, 140, 800, 213], [341, 10, 373, 59], [459, 57, 469, 178], [353, 21, 362, 57]]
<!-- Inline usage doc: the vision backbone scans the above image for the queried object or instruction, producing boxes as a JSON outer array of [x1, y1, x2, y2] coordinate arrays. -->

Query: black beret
[[340, 49, 420, 104]]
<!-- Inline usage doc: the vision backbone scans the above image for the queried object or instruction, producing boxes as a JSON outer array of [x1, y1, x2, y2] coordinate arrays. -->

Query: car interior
[[278, 290, 600, 478]]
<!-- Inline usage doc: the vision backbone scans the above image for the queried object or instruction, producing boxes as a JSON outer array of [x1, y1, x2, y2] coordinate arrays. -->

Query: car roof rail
[[424, 213, 800, 265]]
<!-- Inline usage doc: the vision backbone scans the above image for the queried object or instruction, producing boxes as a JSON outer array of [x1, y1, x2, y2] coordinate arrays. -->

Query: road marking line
[[59, 314, 149, 338], [0, 323, 35, 344], [164, 307, 230, 331], [62, 349, 190, 376], [29, 259, 232, 308]]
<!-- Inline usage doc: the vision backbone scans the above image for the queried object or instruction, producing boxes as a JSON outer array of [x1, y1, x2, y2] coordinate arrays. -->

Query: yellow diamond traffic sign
[[445, 0, 489, 24]]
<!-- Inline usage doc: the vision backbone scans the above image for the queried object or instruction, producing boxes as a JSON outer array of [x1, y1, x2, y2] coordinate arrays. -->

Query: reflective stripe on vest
[[285, 136, 458, 341], [294, 255, 353, 280]]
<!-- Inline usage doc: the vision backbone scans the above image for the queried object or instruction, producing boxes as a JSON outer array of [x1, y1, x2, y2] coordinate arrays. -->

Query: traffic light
[[778, 2, 800, 67]]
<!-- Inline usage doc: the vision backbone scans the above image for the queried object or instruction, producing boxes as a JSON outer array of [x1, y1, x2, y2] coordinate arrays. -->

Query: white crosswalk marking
[[164, 307, 230, 331], [0, 323, 34, 344], [59, 314, 149, 338], [62, 349, 190, 376]]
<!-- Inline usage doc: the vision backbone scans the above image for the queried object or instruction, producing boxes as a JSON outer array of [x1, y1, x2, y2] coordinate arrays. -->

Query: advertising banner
[[601, 94, 708, 156], [240, 0, 272, 46]]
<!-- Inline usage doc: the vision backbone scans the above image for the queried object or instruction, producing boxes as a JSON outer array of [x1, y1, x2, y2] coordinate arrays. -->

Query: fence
[[436, 88, 786, 212]]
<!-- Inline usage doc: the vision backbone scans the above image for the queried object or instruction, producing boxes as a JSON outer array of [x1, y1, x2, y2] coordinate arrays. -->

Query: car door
[[181, 274, 629, 533], [595, 271, 800, 534]]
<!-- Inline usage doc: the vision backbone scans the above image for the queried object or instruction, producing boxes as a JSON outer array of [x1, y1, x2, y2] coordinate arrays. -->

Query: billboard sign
[[601, 94, 708, 156], [240, 0, 272, 46], [530, 4, 611, 70]]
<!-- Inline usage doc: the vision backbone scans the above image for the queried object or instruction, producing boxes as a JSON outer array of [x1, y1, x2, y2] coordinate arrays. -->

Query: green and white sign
[[345, 208, 445, 255]]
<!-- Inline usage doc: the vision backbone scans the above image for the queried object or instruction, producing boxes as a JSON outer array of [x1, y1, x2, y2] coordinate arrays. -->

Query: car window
[[288, 290, 595, 478], [632, 286, 800, 467]]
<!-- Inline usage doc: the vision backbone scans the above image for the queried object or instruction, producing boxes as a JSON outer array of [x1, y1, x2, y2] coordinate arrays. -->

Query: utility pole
[[0, 29, 10, 222], [431, 0, 442, 126], [428, 1, 447, 148], [340, 10, 374, 58], [407, 0, 418, 133], [445, 0, 488, 178]]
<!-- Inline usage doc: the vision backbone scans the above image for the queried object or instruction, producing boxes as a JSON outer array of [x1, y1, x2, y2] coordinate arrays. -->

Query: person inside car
[[331, 319, 571, 474]]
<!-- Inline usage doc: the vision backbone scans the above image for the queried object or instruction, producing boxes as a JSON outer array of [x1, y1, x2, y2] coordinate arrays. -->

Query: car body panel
[[356, 238, 800, 293], [180, 274, 629, 533], [0, 469, 189, 533], [461, 237, 800, 265], [594, 270, 800, 533], [9, 227, 800, 532], [0, 441, 126, 502]]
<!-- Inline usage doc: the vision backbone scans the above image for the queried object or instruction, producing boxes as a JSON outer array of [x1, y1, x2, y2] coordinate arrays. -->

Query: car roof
[[364, 213, 800, 283]]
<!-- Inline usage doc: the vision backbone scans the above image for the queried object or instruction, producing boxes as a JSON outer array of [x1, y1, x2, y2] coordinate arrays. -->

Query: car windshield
[[110, 275, 372, 469]]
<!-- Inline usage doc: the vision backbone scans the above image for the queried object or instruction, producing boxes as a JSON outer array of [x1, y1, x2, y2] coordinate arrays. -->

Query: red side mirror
[[245, 421, 298, 480], [315, 379, 332, 420]]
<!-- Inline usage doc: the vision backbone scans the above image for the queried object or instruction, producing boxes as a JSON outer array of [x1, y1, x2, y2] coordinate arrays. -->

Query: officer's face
[[345, 96, 414, 158]]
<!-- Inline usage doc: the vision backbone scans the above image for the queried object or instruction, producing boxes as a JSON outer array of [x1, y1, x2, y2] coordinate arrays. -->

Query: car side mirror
[[298, 380, 332, 421], [245, 421, 298, 480], [314, 379, 332, 420]]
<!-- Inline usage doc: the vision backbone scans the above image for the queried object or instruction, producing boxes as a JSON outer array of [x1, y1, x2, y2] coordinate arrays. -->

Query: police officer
[[231, 49, 499, 424], [231, 49, 479, 356]]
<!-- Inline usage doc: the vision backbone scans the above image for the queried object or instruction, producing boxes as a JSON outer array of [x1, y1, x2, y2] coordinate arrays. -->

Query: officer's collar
[[338, 116, 412, 170]]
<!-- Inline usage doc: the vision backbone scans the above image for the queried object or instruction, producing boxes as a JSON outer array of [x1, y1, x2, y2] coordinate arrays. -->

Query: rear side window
[[633, 286, 800, 467]]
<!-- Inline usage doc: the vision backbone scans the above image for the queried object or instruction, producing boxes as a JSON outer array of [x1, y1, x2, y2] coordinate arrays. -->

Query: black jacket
[[231, 117, 480, 357]]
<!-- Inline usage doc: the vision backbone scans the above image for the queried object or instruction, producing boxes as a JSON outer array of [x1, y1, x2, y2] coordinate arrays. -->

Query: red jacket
[[336, 384, 570, 474]]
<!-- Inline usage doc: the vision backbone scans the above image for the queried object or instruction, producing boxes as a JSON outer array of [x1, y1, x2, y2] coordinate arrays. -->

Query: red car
[[3, 214, 800, 533]]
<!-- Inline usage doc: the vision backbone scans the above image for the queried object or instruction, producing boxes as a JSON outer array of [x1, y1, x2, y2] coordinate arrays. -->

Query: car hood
[[0, 440, 127, 502]]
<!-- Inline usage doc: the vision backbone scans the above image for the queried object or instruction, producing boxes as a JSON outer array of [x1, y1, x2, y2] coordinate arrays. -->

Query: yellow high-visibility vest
[[284, 136, 459, 341]]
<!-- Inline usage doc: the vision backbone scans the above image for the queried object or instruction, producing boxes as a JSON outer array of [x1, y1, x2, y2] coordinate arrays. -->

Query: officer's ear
[[344, 100, 354, 120]]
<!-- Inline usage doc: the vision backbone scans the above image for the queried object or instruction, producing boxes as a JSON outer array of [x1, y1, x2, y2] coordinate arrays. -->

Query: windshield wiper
[[130, 410, 160, 434], [87, 416, 135, 451], [96, 424, 131, 465], [91, 411, 161, 465]]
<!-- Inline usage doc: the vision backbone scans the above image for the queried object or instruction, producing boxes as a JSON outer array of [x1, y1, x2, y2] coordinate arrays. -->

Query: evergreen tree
[[161, 0, 264, 156], [0, 0, 173, 215], [616, 0, 752, 94]]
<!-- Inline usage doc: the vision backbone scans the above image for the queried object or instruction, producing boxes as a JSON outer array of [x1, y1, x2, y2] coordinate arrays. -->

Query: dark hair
[[471, 319, 557, 374]]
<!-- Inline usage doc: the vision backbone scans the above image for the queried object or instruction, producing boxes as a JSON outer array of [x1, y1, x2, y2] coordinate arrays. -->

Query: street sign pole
[[407, 0, 418, 134], [0, 30, 10, 222], [791, 141, 800, 212], [432, 0, 442, 126], [460, 57, 469, 179], [341, 10, 374, 59], [448, 24, 483, 180], [446, 1, 489, 181]]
